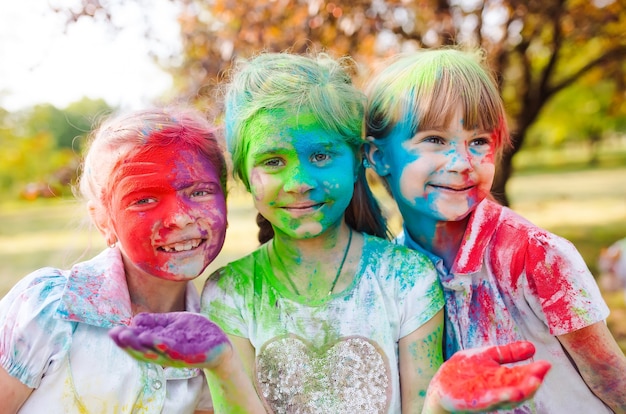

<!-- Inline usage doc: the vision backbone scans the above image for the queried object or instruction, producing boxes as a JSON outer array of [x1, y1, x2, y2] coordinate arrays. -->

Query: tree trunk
[[491, 126, 529, 207], [491, 148, 514, 207]]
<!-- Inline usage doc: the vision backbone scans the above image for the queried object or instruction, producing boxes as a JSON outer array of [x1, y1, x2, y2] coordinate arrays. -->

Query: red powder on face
[[106, 142, 227, 281]]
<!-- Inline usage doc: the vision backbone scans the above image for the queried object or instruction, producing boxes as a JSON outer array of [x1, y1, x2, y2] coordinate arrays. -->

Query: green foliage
[[527, 78, 622, 148], [20, 98, 111, 150], [0, 98, 113, 199]]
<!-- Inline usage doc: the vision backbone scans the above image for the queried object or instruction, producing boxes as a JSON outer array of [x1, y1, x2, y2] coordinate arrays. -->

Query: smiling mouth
[[282, 203, 323, 211], [430, 184, 474, 192], [157, 238, 205, 252]]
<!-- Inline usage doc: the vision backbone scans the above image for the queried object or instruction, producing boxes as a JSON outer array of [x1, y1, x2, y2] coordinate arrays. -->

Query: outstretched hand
[[109, 312, 231, 369], [428, 341, 551, 412]]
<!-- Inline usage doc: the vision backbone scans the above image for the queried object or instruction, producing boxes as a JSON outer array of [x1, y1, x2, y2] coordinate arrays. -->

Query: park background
[[1, 0, 625, 352]]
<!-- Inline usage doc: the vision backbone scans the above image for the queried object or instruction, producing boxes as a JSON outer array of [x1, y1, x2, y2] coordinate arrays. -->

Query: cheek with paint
[[382, 133, 431, 209], [110, 147, 227, 281], [248, 168, 272, 206], [315, 166, 354, 228], [473, 151, 496, 201]]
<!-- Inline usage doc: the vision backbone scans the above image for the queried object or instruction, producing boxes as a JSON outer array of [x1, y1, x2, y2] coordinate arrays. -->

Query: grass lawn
[[1, 164, 625, 352]]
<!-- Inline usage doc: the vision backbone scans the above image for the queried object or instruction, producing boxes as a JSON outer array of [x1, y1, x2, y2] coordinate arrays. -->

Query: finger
[[479, 386, 528, 408], [472, 362, 552, 410], [482, 341, 536, 364], [109, 327, 144, 351], [514, 361, 552, 394], [125, 346, 164, 363], [528, 360, 551, 379], [108, 326, 127, 346]]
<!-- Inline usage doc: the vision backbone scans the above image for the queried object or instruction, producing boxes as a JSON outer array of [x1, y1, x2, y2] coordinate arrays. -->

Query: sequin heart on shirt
[[256, 335, 391, 413]]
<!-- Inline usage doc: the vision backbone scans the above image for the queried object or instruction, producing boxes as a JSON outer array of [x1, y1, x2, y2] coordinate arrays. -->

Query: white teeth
[[160, 239, 202, 252]]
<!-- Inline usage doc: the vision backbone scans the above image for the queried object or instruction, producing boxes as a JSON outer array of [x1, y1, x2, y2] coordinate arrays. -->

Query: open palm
[[431, 341, 551, 412], [109, 312, 231, 369]]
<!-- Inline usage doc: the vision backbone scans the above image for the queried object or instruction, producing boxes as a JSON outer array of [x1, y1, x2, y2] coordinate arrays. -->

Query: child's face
[[107, 142, 227, 281], [244, 112, 357, 239], [373, 106, 496, 224]]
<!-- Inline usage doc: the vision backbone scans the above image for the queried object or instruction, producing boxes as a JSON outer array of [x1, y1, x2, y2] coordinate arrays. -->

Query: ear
[[364, 136, 390, 176], [88, 201, 117, 246]]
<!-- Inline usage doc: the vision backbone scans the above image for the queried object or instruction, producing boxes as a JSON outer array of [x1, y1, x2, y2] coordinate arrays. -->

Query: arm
[[204, 334, 265, 414], [399, 309, 444, 413], [423, 341, 552, 414], [558, 321, 626, 413], [0, 365, 33, 413]]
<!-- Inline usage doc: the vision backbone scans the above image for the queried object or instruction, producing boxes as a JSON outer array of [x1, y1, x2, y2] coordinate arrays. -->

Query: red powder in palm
[[442, 355, 525, 403]]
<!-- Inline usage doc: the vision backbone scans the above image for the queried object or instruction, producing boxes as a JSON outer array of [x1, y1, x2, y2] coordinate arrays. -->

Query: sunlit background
[[0, 0, 179, 111], [1, 0, 625, 350]]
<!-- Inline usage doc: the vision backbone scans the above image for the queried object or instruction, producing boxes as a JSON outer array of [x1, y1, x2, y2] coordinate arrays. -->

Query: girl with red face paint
[[0, 107, 228, 413], [364, 48, 626, 413], [110, 52, 551, 414]]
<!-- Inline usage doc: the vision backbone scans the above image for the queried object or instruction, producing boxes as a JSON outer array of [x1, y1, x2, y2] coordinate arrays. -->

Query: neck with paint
[[406, 216, 469, 271]]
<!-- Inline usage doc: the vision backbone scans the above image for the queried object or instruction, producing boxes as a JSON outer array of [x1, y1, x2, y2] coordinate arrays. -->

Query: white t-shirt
[[203, 234, 444, 413], [398, 199, 612, 414], [0, 247, 212, 413]]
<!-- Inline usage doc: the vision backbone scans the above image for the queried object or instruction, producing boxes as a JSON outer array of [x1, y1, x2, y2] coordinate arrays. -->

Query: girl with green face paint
[[364, 48, 626, 413], [111, 52, 552, 414], [212, 51, 447, 413]]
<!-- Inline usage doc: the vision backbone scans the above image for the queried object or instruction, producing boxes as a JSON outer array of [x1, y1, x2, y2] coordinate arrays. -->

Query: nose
[[163, 198, 194, 228], [282, 164, 316, 193], [447, 143, 474, 173]]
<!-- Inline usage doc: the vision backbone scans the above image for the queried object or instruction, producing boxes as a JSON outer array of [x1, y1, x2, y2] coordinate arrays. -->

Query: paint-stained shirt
[[203, 234, 443, 413], [0, 247, 212, 413], [397, 198, 612, 414]]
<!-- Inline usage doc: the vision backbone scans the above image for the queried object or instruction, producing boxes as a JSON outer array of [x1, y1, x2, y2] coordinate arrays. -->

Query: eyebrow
[[251, 145, 291, 156]]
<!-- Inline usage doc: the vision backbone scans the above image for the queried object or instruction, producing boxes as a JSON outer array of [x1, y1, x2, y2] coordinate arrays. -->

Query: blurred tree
[[0, 98, 112, 199], [526, 80, 620, 156], [65, 0, 626, 205], [20, 98, 111, 150]]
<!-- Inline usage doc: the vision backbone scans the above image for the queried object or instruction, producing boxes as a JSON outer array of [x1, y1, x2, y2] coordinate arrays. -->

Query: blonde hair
[[365, 48, 510, 158]]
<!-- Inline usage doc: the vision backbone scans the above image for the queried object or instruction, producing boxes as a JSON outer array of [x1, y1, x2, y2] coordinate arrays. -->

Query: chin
[[437, 207, 473, 222], [156, 262, 206, 282]]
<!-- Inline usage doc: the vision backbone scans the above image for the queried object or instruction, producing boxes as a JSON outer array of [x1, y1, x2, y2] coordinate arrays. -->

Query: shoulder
[[0, 268, 74, 387], [496, 205, 579, 254], [365, 234, 434, 268], [490, 206, 592, 286], [362, 234, 438, 290], [207, 246, 265, 284], [203, 246, 269, 300], [1, 267, 68, 314]]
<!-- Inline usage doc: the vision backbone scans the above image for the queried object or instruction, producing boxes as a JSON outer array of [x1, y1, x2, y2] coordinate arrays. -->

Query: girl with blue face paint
[[364, 48, 626, 413], [111, 52, 551, 414]]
